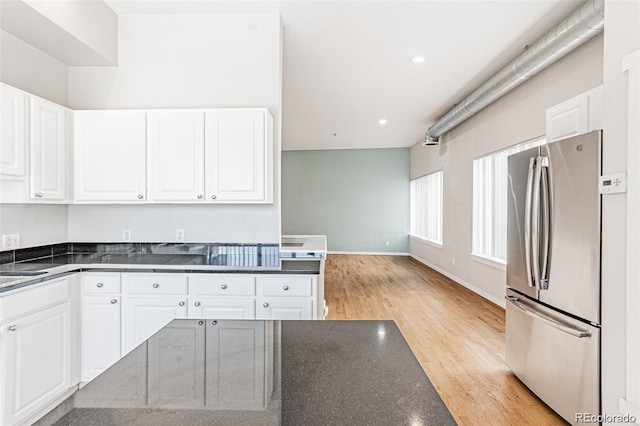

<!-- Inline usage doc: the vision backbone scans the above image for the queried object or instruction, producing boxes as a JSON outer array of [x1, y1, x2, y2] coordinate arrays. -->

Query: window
[[410, 170, 443, 245], [472, 137, 546, 265]]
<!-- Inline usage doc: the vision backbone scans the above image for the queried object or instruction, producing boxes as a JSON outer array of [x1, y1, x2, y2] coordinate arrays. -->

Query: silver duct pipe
[[424, 0, 604, 145]]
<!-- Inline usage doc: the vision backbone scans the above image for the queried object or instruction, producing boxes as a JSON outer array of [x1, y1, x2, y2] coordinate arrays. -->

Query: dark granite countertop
[[0, 242, 322, 293], [39, 320, 456, 426]]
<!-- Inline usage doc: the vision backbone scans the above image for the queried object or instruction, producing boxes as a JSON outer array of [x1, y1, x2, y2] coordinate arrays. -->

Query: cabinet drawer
[[83, 273, 121, 294], [260, 276, 313, 297], [0, 277, 69, 323], [125, 274, 188, 295], [190, 275, 256, 296]]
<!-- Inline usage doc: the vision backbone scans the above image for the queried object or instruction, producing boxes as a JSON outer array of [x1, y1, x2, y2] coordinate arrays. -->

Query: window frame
[[410, 169, 444, 247]]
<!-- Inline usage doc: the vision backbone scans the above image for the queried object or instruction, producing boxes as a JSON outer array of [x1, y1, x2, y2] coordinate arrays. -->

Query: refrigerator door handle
[[539, 157, 551, 290], [505, 296, 591, 338], [530, 156, 544, 288], [524, 157, 536, 287]]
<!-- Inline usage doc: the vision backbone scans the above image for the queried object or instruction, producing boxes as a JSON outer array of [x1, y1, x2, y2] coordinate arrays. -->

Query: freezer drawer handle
[[505, 296, 591, 338]]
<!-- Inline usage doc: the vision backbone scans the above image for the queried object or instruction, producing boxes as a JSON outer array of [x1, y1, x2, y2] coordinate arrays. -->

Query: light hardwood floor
[[324, 254, 566, 426]]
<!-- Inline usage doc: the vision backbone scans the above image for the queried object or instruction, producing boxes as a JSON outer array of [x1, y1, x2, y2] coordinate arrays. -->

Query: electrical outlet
[[451, 257, 456, 266], [385, 241, 390, 247], [176, 229, 185, 242], [123, 230, 132, 242], [1, 234, 20, 249]]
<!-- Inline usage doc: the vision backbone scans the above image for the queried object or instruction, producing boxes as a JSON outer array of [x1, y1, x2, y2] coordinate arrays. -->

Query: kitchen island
[[38, 320, 456, 426]]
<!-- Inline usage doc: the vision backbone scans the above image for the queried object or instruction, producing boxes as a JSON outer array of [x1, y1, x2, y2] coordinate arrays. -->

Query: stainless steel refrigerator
[[505, 130, 601, 425]]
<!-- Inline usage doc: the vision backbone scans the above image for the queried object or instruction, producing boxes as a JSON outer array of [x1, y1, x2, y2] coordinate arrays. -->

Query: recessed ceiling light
[[410, 55, 426, 64], [378, 119, 387, 125]]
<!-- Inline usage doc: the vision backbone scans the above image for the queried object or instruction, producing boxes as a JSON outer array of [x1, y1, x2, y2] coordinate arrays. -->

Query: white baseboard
[[328, 251, 410, 256], [409, 253, 506, 309]]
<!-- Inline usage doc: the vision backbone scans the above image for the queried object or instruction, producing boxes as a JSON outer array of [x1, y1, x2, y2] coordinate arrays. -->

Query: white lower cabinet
[[81, 295, 121, 382], [123, 297, 188, 355], [259, 299, 314, 320], [0, 276, 75, 426]]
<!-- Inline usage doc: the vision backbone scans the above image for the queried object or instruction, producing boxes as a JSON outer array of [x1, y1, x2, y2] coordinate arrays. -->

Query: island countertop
[[40, 320, 456, 426]]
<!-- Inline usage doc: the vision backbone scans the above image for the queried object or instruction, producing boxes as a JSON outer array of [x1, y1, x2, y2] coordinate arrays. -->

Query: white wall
[[409, 34, 604, 307], [0, 29, 70, 249], [601, 0, 640, 422], [67, 13, 282, 244]]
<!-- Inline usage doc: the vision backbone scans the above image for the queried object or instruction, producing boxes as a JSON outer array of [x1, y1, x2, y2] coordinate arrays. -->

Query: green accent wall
[[282, 148, 409, 253]]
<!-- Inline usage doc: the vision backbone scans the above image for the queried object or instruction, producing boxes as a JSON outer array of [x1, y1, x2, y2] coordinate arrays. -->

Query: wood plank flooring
[[324, 254, 566, 426]]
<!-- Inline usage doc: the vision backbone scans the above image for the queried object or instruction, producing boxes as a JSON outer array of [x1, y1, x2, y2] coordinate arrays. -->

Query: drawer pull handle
[[283, 285, 289, 291], [110, 299, 118, 304], [178, 301, 185, 306], [263, 303, 269, 308], [96, 283, 104, 288], [221, 284, 227, 290], [8, 325, 17, 331], [35, 192, 43, 198], [153, 283, 159, 288]]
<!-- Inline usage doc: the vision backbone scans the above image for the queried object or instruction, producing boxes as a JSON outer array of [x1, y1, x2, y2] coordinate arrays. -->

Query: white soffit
[[104, 1, 586, 150], [0, 0, 118, 66]]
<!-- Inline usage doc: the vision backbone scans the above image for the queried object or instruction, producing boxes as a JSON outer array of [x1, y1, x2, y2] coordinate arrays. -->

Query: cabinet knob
[[110, 299, 118, 304], [197, 194, 203, 199], [178, 301, 185, 306], [263, 303, 269, 308], [221, 284, 227, 290], [35, 192, 43, 198], [8, 325, 17, 331], [211, 320, 218, 325], [283, 285, 289, 291], [153, 283, 159, 288], [137, 195, 144, 200], [197, 320, 204, 326], [194, 301, 201, 307], [211, 195, 217, 200], [96, 282, 104, 288]]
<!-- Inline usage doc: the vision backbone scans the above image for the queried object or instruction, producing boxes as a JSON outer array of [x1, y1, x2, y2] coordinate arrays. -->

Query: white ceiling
[[104, 0, 585, 150]]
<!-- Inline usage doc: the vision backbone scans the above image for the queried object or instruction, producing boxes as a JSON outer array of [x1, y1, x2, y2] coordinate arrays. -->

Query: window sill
[[471, 254, 506, 271], [409, 235, 443, 249]]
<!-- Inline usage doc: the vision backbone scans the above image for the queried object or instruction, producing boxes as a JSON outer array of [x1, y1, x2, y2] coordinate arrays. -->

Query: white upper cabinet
[[206, 109, 273, 203], [148, 110, 205, 202], [29, 97, 66, 200], [74, 111, 147, 202], [0, 84, 27, 179], [546, 86, 603, 142]]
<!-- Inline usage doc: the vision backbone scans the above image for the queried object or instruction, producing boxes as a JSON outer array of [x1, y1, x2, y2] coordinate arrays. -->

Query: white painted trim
[[470, 253, 506, 271], [618, 398, 640, 425], [624, 48, 640, 415], [410, 253, 505, 308], [328, 251, 410, 256], [409, 235, 443, 249]]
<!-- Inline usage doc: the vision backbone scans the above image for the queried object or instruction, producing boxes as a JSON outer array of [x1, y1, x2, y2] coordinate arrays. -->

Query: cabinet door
[[30, 97, 66, 200], [148, 111, 205, 202], [0, 84, 27, 179], [206, 320, 267, 410], [123, 297, 188, 355], [3, 302, 71, 426], [546, 96, 589, 142], [205, 110, 268, 202], [147, 320, 205, 408], [259, 299, 313, 320], [81, 295, 121, 383], [191, 298, 256, 319], [74, 111, 146, 201]]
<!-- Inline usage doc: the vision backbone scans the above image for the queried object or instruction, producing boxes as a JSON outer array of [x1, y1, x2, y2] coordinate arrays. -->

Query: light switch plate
[[2, 234, 21, 249], [599, 173, 627, 194]]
